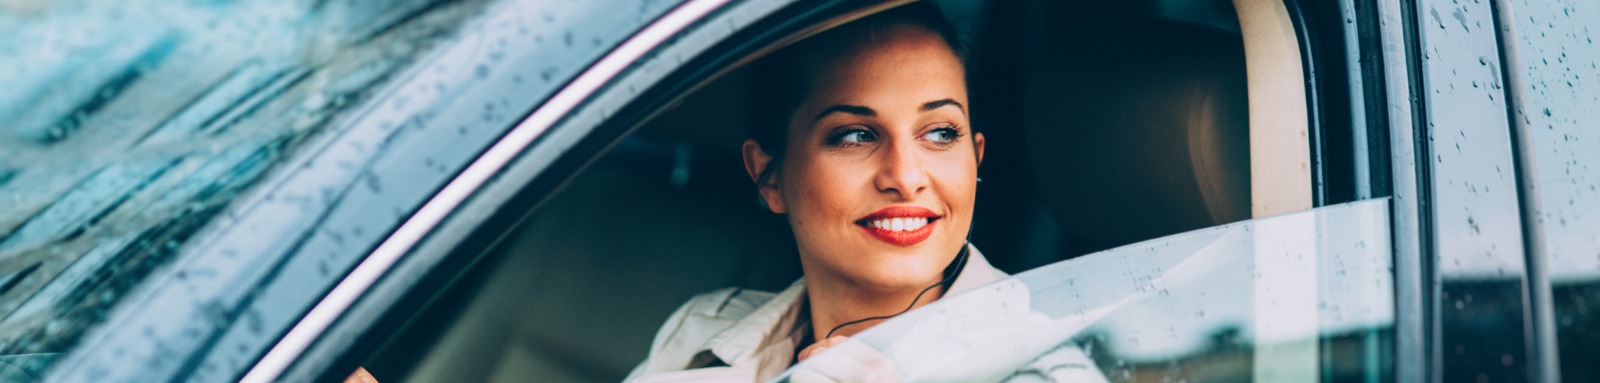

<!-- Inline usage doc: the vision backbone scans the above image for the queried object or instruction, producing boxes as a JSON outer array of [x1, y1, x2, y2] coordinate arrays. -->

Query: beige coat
[[625, 245, 1108, 383]]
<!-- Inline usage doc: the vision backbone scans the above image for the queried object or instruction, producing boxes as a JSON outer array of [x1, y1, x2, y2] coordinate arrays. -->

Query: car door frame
[[1360, 0, 1567, 382]]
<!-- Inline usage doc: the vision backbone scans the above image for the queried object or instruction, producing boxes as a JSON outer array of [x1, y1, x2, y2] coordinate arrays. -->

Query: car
[[0, 0, 1593, 382]]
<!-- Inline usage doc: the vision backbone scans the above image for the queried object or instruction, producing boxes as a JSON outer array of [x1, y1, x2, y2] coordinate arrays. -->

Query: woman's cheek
[[935, 155, 980, 194], [788, 160, 854, 235]]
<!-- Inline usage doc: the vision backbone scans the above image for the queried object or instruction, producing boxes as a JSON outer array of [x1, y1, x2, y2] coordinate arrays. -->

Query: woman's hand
[[797, 335, 850, 362], [790, 335, 903, 382], [344, 367, 378, 383]]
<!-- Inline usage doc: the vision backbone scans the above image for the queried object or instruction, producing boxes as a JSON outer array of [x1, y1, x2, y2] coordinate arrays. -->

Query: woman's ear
[[742, 139, 787, 213], [973, 132, 986, 165]]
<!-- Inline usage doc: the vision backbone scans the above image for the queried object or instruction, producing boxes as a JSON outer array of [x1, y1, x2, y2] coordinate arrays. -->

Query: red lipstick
[[855, 206, 941, 246]]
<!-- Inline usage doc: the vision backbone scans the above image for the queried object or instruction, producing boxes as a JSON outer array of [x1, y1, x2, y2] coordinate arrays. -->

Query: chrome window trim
[[238, 0, 732, 381], [1488, 1, 1561, 381], [1376, 0, 1430, 381]]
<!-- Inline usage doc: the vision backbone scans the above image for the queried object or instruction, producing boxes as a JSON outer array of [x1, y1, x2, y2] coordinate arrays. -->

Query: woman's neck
[[802, 272, 946, 341]]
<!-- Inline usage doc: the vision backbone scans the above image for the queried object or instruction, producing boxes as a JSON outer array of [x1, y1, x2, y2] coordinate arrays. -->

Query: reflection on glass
[[769, 199, 1395, 382], [0, 0, 492, 376]]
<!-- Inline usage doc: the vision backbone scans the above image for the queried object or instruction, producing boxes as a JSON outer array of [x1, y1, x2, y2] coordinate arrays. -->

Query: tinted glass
[[772, 199, 1394, 382], [1500, 1, 1600, 381], [0, 0, 494, 377]]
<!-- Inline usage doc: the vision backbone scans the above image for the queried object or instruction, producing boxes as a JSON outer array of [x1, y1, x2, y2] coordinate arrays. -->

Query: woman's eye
[[826, 126, 877, 146], [922, 126, 961, 144], [841, 131, 872, 143]]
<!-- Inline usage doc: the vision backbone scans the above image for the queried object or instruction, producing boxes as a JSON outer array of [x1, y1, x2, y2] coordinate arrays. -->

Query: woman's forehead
[[808, 23, 960, 77], [800, 26, 967, 113]]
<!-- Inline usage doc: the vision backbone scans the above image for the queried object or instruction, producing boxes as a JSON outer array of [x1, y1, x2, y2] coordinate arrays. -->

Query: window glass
[[1502, 2, 1600, 381], [991, 0, 1253, 270], [0, 0, 493, 375], [773, 199, 1395, 382]]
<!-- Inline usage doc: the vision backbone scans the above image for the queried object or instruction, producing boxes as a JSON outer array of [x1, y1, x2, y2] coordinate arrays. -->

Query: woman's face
[[747, 23, 984, 292]]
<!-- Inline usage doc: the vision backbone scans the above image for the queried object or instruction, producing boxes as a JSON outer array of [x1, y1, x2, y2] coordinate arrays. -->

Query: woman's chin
[[807, 239, 962, 290], [848, 259, 953, 290]]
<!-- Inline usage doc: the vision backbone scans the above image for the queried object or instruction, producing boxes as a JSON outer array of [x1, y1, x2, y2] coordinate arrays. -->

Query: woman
[[626, 3, 1014, 382]]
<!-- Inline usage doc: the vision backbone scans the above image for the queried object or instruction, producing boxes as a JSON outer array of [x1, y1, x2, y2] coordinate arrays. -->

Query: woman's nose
[[873, 139, 929, 200]]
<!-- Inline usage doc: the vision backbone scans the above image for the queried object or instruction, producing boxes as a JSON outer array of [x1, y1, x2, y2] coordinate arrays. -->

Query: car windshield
[[0, 0, 491, 373], [771, 199, 1395, 382]]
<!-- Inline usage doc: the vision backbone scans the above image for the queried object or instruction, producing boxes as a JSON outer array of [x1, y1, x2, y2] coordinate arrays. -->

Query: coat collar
[[700, 244, 1007, 372]]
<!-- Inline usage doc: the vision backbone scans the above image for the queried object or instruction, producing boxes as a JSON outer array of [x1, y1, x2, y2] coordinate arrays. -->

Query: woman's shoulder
[[630, 286, 786, 378], [653, 287, 778, 350], [671, 287, 779, 324]]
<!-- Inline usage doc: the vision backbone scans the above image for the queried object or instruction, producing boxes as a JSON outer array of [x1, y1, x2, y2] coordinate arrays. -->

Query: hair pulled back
[[748, 2, 967, 187]]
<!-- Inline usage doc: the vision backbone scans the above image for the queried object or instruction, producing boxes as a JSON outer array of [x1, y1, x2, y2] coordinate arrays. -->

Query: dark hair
[[749, 1, 968, 187]]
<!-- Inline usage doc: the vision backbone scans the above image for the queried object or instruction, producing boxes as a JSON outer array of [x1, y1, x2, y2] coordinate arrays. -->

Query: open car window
[[774, 198, 1394, 382]]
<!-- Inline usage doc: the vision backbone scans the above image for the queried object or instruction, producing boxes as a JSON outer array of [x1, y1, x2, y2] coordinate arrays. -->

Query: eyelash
[[822, 124, 967, 148], [923, 125, 965, 147], [824, 125, 877, 147]]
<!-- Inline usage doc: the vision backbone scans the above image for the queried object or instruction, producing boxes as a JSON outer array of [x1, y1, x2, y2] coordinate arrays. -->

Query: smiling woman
[[624, 3, 1096, 382], [739, 0, 982, 355]]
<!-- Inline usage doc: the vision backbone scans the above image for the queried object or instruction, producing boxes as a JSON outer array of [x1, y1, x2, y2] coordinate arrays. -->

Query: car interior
[[356, 0, 1310, 381]]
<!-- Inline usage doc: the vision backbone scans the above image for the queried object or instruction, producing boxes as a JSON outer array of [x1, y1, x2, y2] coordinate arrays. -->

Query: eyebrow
[[812, 99, 966, 122], [813, 104, 876, 121], [920, 98, 964, 113]]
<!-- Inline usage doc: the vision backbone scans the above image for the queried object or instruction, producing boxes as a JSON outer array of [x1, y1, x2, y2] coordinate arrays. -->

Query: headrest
[[1021, 15, 1251, 251]]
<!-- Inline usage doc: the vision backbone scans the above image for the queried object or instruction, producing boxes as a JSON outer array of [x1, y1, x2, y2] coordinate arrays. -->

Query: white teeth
[[868, 217, 932, 232], [906, 217, 926, 230]]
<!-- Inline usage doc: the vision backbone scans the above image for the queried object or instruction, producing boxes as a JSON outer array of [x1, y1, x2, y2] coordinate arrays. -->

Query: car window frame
[[1284, 0, 1435, 381], [1369, 0, 1576, 381], [1292, 0, 1566, 381], [269, 0, 933, 381], [1371, 0, 1434, 381], [1486, 1, 1599, 381], [1286, 0, 1443, 380]]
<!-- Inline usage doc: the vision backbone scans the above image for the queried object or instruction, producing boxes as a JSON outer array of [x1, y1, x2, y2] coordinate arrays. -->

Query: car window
[[983, 0, 1260, 270], [1498, 2, 1600, 381], [772, 199, 1395, 382], [326, 0, 1337, 381], [0, 0, 496, 377]]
